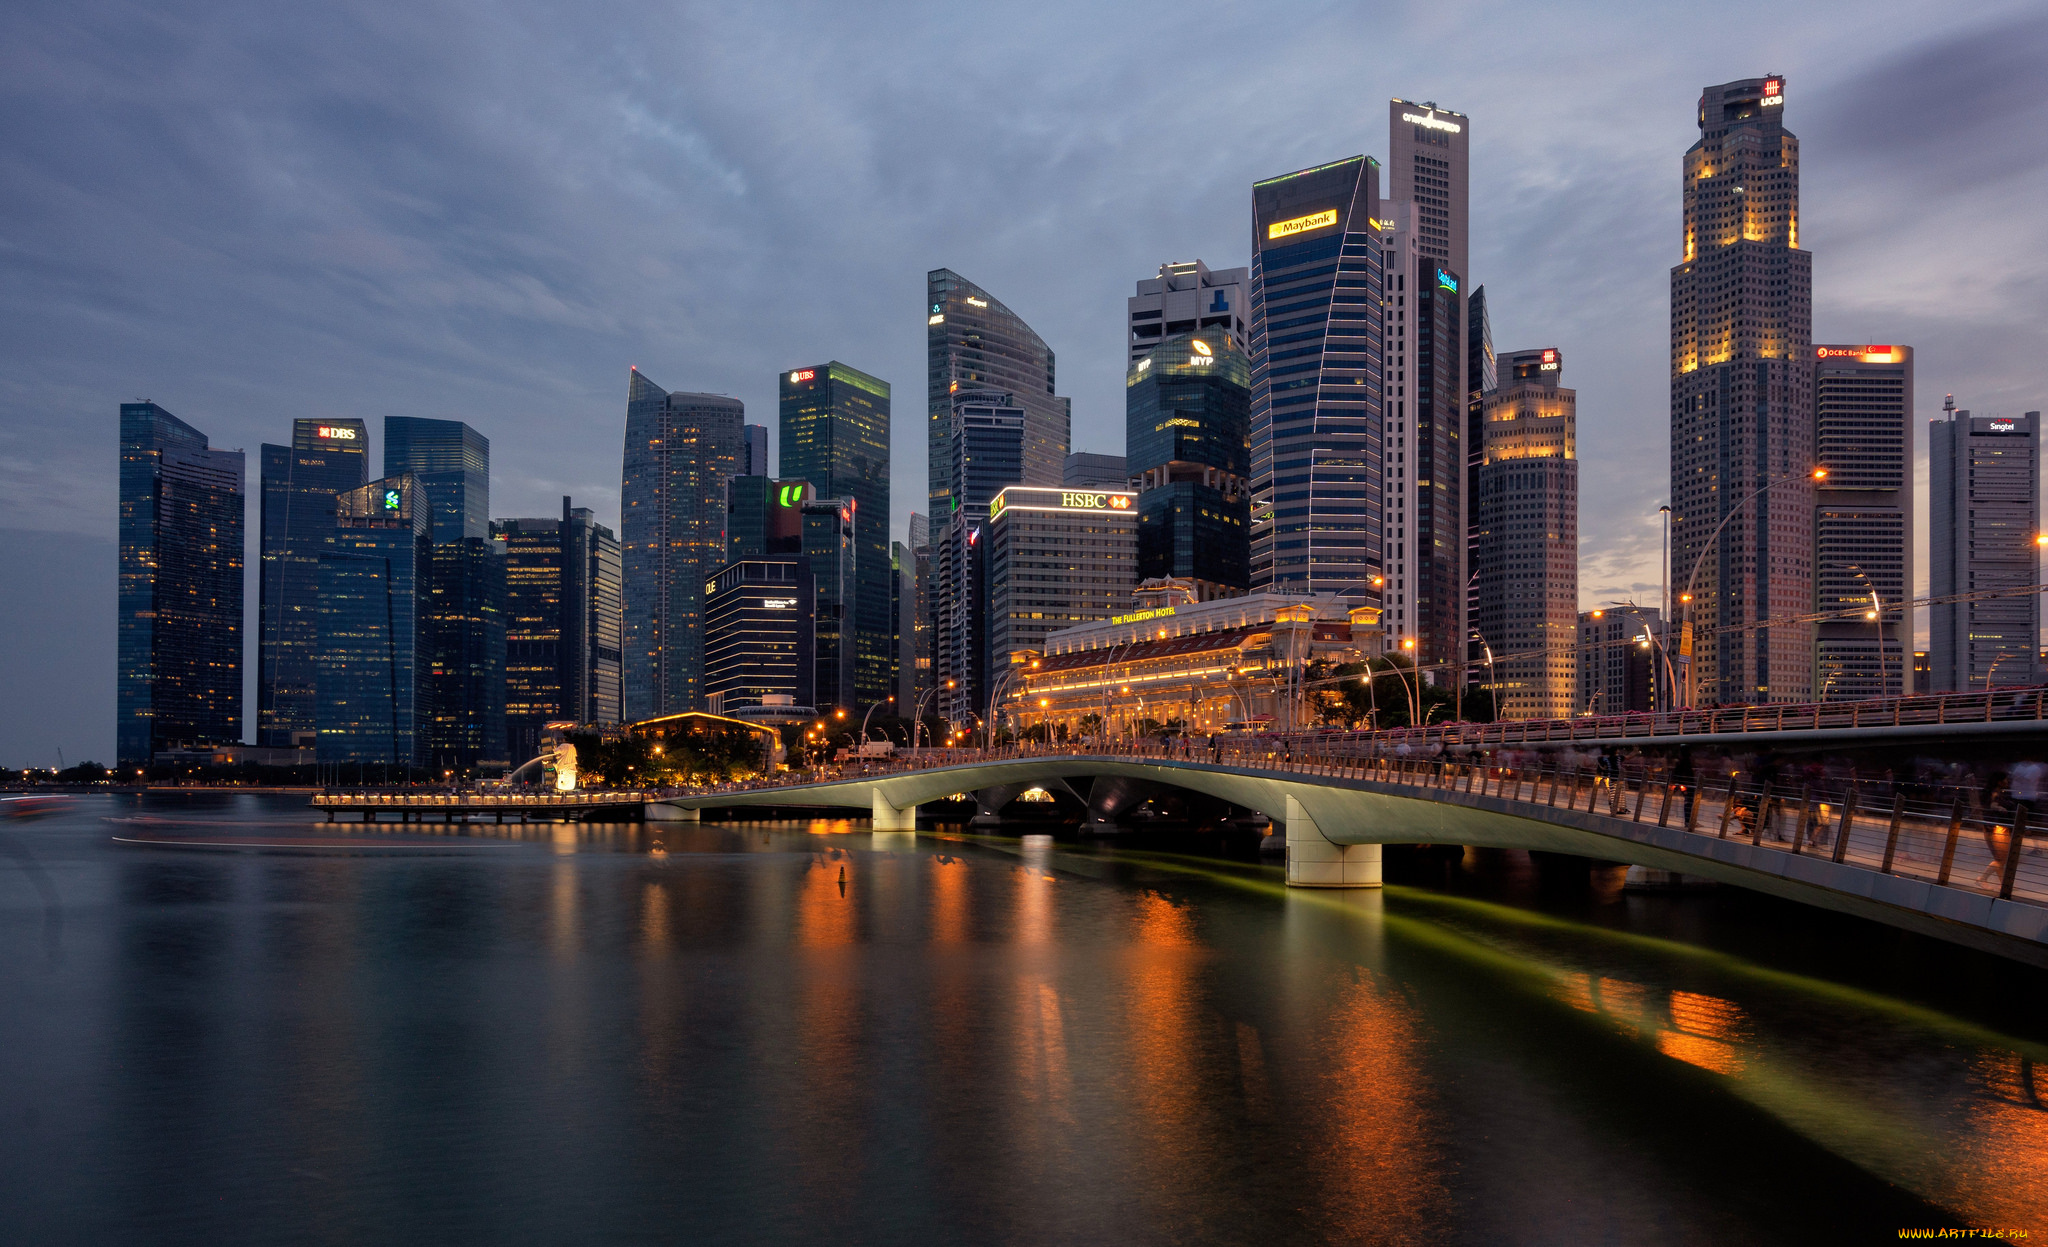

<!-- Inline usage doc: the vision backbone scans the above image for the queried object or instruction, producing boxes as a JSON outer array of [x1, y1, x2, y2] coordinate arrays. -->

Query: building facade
[[1465, 283, 1496, 678], [1387, 99, 1469, 299], [1670, 76, 1815, 705], [258, 418, 367, 748], [495, 499, 624, 763], [705, 559, 816, 715], [317, 476, 430, 768], [422, 537, 507, 771], [801, 494, 857, 713], [1578, 606, 1662, 716], [742, 424, 768, 477], [1063, 453, 1128, 489], [384, 416, 489, 542], [933, 391, 1027, 726], [1930, 408, 2041, 691], [927, 269, 1067, 520], [1248, 155, 1385, 603], [1127, 259, 1249, 367], [1813, 344, 1915, 699], [1127, 332, 1251, 597], [986, 486, 1139, 679], [904, 513, 932, 716], [118, 402, 245, 765], [1475, 350, 1578, 720], [779, 361, 892, 711], [621, 368, 745, 718]]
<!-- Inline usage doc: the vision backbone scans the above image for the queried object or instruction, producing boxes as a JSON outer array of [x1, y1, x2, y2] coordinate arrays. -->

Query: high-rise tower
[[1386, 100, 1469, 301], [621, 368, 745, 718], [1127, 260, 1249, 367], [384, 417, 490, 542], [1670, 75, 1815, 705], [1930, 407, 2040, 692], [926, 270, 1067, 519], [1126, 331, 1251, 597], [258, 419, 367, 747], [1248, 156, 1385, 607], [1813, 345, 1914, 698], [1475, 350, 1578, 720]]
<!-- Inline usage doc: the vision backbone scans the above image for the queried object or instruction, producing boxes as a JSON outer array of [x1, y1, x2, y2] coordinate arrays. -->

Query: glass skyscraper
[[423, 537, 507, 771], [926, 269, 1067, 520], [801, 494, 857, 713], [317, 476, 430, 768], [384, 417, 490, 543], [1126, 331, 1251, 597], [1248, 156, 1386, 607], [779, 362, 892, 710], [495, 499, 624, 764], [934, 391, 1026, 726], [621, 368, 745, 719], [118, 402, 245, 765], [258, 419, 367, 747]]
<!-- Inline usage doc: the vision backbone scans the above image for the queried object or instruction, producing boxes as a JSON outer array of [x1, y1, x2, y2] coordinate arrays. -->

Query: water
[[3, 794, 2045, 1244]]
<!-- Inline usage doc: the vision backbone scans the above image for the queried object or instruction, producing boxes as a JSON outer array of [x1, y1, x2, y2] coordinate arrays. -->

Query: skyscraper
[[1475, 350, 1578, 720], [1813, 345, 1915, 698], [904, 512, 932, 716], [1127, 259, 1249, 367], [1670, 75, 1815, 705], [423, 536, 507, 771], [384, 417, 489, 542], [1063, 453, 1129, 489], [1578, 606, 1662, 716], [621, 368, 745, 719], [1126, 331, 1251, 597], [1930, 408, 2040, 692], [987, 486, 1138, 675], [801, 493, 857, 712], [1387, 100, 1469, 292], [742, 424, 769, 477], [118, 402, 245, 766], [1465, 284, 1496, 678], [705, 559, 815, 715], [1378, 198, 1465, 673], [495, 498, 623, 763], [780, 362, 892, 711], [934, 390, 1026, 725], [1248, 155, 1385, 605], [927, 269, 1067, 521], [318, 476, 430, 768], [258, 419, 367, 747]]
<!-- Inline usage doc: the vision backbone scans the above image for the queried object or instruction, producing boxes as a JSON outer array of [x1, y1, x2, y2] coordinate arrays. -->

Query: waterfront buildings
[[118, 402, 246, 765], [1578, 606, 1662, 716], [1063, 453, 1128, 489], [495, 500, 624, 763], [1474, 349, 1578, 720], [986, 485, 1139, 679], [422, 537, 507, 771], [1248, 155, 1385, 603], [317, 476, 430, 767], [1127, 260, 1249, 368], [1813, 345, 1915, 698], [926, 269, 1067, 518], [705, 559, 815, 714], [258, 419, 366, 748], [621, 369, 744, 718], [933, 390, 1026, 726], [1669, 75, 1815, 705], [384, 417, 489, 542], [780, 362, 892, 711], [1930, 407, 2041, 691], [1126, 331, 1251, 597]]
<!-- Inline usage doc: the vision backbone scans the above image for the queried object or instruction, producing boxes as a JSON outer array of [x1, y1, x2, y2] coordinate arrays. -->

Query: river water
[[2, 793, 2045, 1244]]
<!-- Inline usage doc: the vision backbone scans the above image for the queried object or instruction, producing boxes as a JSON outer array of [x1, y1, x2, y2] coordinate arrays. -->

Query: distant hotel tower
[[1248, 156, 1385, 607], [258, 419, 366, 747], [118, 402, 245, 766], [621, 368, 744, 718], [780, 362, 893, 712], [1930, 406, 2040, 691], [1670, 76, 1815, 705], [1126, 327, 1251, 598], [1813, 345, 1914, 697], [1475, 350, 1578, 720]]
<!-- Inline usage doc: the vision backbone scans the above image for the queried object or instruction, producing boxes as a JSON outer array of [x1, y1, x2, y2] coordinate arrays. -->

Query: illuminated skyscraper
[[384, 417, 489, 542], [258, 419, 366, 747], [1126, 331, 1251, 597], [926, 269, 1067, 518], [1248, 155, 1385, 606], [934, 390, 1025, 726], [1670, 75, 1814, 704], [621, 368, 745, 718], [495, 499, 623, 763], [1387, 100, 1469, 294], [1812, 345, 1914, 698], [1475, 350, 1577, 720], [118, 402, 245, 765], [317, 476, 430, 768]]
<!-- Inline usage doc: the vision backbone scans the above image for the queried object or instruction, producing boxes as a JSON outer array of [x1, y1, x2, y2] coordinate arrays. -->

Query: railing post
[[1657, 782, 1675, 827], [1631, 773, 1648, 821], [1879, 792, 1905, 874], [1936, 796, 1965, 887], [1547, 768, 1560, 807], [1831, 787, 1860, 865], [1790, 785, 1816, 855], [1683, 781, 1699, 833], [1750, 783, 1774, 846], [2000, 807, 2029, 900]]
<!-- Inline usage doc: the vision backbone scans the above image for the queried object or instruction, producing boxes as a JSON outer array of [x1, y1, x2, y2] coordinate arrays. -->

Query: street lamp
[[1676, 467, 1827, 706]]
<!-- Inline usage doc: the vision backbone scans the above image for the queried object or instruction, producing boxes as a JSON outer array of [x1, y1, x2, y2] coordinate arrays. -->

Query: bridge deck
[[311, 791, 658, 822]]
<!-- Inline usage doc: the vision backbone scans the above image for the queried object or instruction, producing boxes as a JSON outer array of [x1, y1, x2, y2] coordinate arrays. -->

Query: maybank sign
[[1267, 209, 1337, 240]]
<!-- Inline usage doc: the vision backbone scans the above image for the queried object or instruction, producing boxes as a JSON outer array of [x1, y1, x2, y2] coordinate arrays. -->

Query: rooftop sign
[[1817, 345, 1902, 364], [316, 425, 357, 440], [1402, 111, 1461, 133], [1112, 606, 1175, 626], [1267, 209, 1338, 240], [991, 488, 1135, 519], [788, 369, 815, 383]]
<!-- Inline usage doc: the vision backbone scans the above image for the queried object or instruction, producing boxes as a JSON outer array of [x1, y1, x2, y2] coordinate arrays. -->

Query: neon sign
[[927, 314, 945, 325], [1401, 111, 1462, 133], [777, 484, 805, 507], [1817, 345, 1901, 363], [789, 369, 814, 383], [1435, 269, 1458, 293], [316, 425, 357, 440], [1268, 209, 1338, 240], [382, 489, 401, 511], [1112, 606, 1175, 626], [1761, 79, 1783, 107], [762, 597, 797, 610], [965, 296, 988, 308], [1989, 419, 2018, 433]]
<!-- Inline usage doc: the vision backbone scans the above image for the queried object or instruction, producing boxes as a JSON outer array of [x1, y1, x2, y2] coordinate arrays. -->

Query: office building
[[1670, 76, 1815, 705], [317, 476, 430, 767], [1465, 284, 1496, 677], [1064, 452, 1128, 489], [1126, 331, 1251, 597], [621, 368, 745, 718], [257, 419, 367, 748], [892, 541, 916, 714], [802, 494, 857, 712], [987, 486, 1139, 676], [1248, 155, 1385, 603], [726, 474, 810, 560], [1387, 100, 1470, 299], [495, 499, 624, 763], [904, 513, 933, 715], [384, 417, 489, 542], [1578, 606, 1662, 716], [1128, 259, 1249, 367], [422, 537, 507, 771], [1813, 345, 1915, 698], [742, 424, 769, 477], [780, 362, 893, 711], [934, 390, 1026, 726], [1378, 199, 1465, 675], [705, 559, 815, 714], [1475, 349, 1578, 720], [117, 402, 246, 765], [927, 269, 1067, 522], [1930, 408, 2040, 691]]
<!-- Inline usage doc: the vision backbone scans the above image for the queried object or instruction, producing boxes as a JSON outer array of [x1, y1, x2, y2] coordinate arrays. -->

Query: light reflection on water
[[0, 795, 2041, 1243]]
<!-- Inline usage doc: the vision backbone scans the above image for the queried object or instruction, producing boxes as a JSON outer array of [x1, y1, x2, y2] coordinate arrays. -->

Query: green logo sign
[[383, 489, 401, 511]]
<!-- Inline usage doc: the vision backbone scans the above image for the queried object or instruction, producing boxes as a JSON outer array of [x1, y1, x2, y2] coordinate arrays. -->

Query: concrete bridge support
[[645, 803, 699, 821], [872, 790, 918, 832], [1284, 794, 1381, 889]]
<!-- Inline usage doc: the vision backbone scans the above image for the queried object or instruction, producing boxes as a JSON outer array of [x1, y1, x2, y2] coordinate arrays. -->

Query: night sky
[[4, 0, 2044, 765]]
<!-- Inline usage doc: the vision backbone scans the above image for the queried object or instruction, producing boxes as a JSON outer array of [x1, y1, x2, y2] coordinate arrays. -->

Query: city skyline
[[7, 3, 2048, 761]]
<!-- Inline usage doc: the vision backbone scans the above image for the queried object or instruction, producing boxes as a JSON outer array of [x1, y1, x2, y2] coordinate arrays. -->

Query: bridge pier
[[645, 803, 699, 822], [872, 791, 918, 832], [1284, 794, 1382, 889]]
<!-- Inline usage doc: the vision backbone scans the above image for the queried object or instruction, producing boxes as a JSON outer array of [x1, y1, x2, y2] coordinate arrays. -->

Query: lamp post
[[1676, 468, 1827, 706]]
